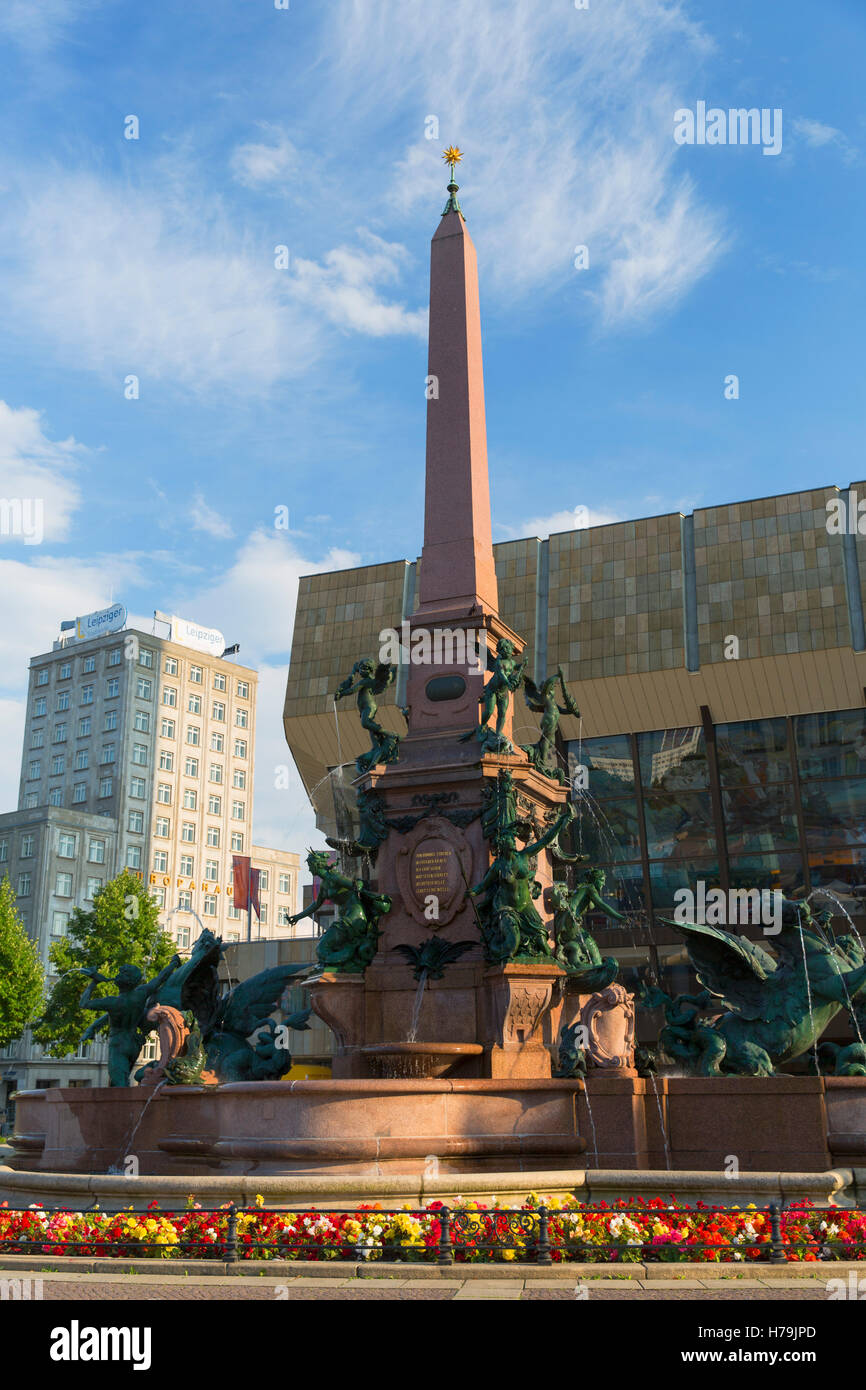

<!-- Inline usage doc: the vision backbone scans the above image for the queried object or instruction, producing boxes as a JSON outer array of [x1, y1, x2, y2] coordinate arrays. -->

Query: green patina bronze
[[552, 1022, 587, 1080], [290, 849, 391, 973], [650, 901, 866, 1075], [458, 638, 526, 755], [520, 667, 580, 782], [335, 660, 402, 775], [392, 938, 475, 981], [79, 957, 182, 1088], [548, 874, 621, 990]]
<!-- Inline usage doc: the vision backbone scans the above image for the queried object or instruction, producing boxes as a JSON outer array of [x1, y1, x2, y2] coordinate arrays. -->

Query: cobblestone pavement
[[26, 1273, 836, 1301]]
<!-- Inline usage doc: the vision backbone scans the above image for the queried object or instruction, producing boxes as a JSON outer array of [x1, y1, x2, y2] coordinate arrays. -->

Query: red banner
[[232, 855, 251, 909], [249, 867, 261, 918]]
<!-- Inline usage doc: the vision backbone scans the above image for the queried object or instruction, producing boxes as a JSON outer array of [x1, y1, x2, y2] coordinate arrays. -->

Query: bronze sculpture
[[335, 660, 401, 774]]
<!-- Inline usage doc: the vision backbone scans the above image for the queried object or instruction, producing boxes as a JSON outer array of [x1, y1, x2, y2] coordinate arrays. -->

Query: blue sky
[[1, 0, 864, 853]]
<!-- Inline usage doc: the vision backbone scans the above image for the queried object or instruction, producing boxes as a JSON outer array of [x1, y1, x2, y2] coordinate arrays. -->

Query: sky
[[1, 0, 864, 861]]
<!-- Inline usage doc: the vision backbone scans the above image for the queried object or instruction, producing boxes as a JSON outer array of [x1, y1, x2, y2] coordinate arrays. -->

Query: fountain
[[5, 151, 865, 1211]]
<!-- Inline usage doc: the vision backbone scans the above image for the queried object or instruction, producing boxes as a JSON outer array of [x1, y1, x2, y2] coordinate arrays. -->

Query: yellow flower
[[254, 1193, 265, 1208]]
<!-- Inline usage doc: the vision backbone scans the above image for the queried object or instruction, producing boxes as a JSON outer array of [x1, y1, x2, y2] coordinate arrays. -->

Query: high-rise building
[[0, 611, 303, 1100]]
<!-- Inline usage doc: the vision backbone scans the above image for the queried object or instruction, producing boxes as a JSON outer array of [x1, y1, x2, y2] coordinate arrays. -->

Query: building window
[[55, 872, 73, 896], [20, 834, 36, 859], [176, 924, 190, 947], [161, 718, 175, 739], [139, 648, 154, 669], [259, 903, 268, 924], [129, 776, 145, 798], [88, 839, 106, 863], [73, 783, 87, 803], [16, 873, 31, 897], [278, 873, 292, 895], [134, 710, 150, 733], [23, 793, 37, 809], [164, 656, 178, 675], [235, 709, 248, 728], [179, 854, 194, 876], [187, 726, 201, 746], [278, 906, 291, 925], [0, 841, 7, 864], [27, 760, 41, 780], [126, 845, 141, 870], [188, 694, 202, 714], [108, 648, 122, 667], [203, 895, 217, 916], [155, 817, 170, 837], [258, 869, 269, 891], [204, 860, 218, 881], [207, 825, 221, 847], [212, 702, 225, 722], [103, 711, 118, 732], [31, 730, 44, 749], [152, 885, 166, 907], [189, 665, 202, 684], [181, 822, 196, 843], [85, 877, 102, 899], [58, 833, 76, 857], [101, 744, 116, 764], [183, 788, 197, 810], [83, 656, 96, 673], [178, 891, 192, 912], [81, 684, 94, 705], [56, 691, 70, 711], [98, 777, 113, 798], [231, 832, 243, 852], [74, 749, 88, 770], [128, 811, 144, 834], [163, 687, 177, 707], [48, 788, 62, 806], [211, 731, 224, 752], [237, 680, 249, 699], [51, 754, 65, 775], [232, 769, 246, 790], [33, 697, 47, 716], [213, 672, 226, 692], [53, 723, 67, 742], [153, 850, 168, 873], [52, 911, 70, 936], [234, 738, 246, 759], [208, 794, 221, 815], [227, 907, 240, 922], [209, 763, 223, 784], [106, 677, 120, 697], [35, 669, 50, 686], [132, 743, 148, 766], [159, 750, 174, 771], [185, 757, 199, 778], [78, 716, 91, 737], [157, 784, 172, 804], [232, 800, 245, 820], [59, 662, 72, 680]]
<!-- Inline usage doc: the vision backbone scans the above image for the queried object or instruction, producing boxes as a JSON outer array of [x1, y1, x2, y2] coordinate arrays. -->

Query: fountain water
[[406, 970, 429, 1044]]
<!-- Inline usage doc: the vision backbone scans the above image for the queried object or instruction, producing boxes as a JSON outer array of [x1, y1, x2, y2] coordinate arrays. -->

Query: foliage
[[0, 875, 44, 1050], [32, 872, 175, 1058], [0, 1197, 863, 1263]]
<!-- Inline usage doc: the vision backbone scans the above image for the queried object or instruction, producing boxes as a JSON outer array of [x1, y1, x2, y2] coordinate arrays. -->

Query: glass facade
[[567, 706, 866, 922]]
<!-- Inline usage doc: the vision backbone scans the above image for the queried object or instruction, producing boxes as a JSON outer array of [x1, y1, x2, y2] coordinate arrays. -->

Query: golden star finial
[[440, 146, 466, 219], [442, 145, 464, 173]]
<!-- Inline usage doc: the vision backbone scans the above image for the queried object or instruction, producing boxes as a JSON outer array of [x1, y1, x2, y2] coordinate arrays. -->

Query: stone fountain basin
[[361, 1043, 483, 1079]]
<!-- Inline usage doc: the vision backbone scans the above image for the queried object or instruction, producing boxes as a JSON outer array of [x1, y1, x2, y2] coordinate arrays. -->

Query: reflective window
[[637, 727, 709, 790], [795, 708, 866, 779]]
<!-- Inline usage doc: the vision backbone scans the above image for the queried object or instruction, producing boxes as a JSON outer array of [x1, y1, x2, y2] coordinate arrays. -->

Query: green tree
[[33, 870, 175, 1059], [0, 875, 44, 1050]]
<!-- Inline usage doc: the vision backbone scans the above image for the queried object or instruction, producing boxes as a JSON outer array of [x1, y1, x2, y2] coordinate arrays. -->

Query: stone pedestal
[[555, 982, 637, 1077], [479, 963, 564, 1079], [307, 974, 366, 1080]]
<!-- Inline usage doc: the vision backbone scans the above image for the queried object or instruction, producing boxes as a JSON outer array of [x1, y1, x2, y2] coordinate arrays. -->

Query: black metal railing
[[0, 1201, 863, 1265]]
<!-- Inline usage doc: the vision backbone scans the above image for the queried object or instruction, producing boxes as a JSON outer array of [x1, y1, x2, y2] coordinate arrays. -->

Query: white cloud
[[792, 117, 857, 164], [327, 0, 723, 326], [292, 231, 427, 338], [500, 504, 624, 540], [230, 127, 299, 188], [191, 490, 234, 540], [0, 696, 25, 815], [0, 0, 98, 50], [0, 401, 84, 544]]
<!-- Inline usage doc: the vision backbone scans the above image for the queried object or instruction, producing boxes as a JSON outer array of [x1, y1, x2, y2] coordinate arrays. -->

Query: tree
[[32, 870, 176, 1059], [0, 875, 44, 1050]]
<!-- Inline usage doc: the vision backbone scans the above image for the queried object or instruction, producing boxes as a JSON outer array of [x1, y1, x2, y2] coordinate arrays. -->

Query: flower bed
[[0, 1196, 863, 1263]]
